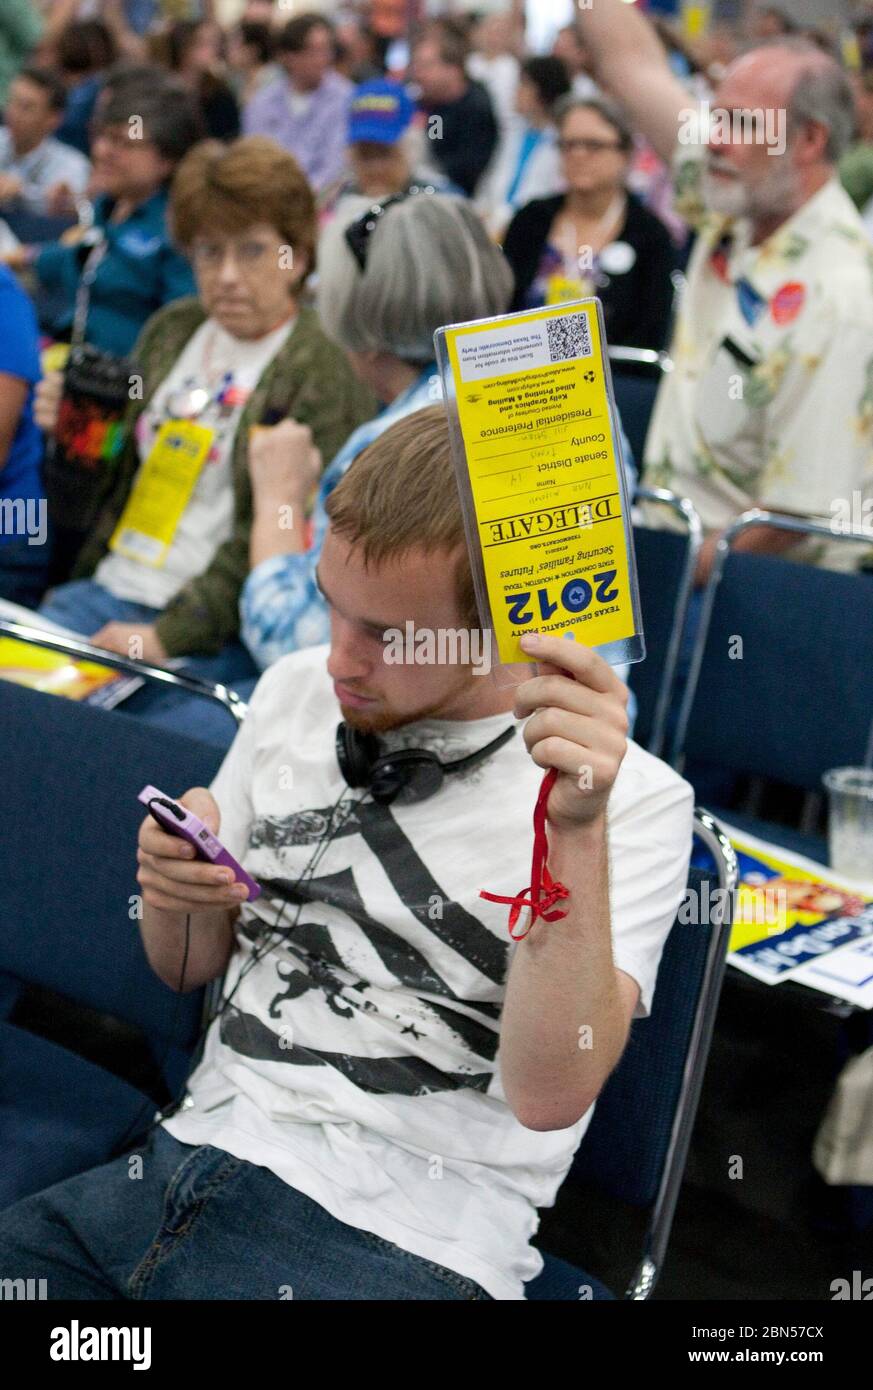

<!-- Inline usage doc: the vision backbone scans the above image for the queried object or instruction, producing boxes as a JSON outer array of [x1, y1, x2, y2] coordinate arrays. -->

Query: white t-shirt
[[96, 315, 294, 609], [163, 646, 693, 1299]]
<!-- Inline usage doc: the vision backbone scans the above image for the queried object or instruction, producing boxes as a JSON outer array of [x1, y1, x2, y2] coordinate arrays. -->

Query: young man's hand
[[513, 632, 629, 831], [137, 787, 249, 914]]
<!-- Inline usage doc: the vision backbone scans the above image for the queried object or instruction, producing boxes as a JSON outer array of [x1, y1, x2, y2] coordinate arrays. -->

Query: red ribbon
[[480, 767, 570, 940]]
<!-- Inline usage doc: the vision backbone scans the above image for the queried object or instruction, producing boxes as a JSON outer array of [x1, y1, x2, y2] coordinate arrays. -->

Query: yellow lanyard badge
[[109, 419, 214, 568], [435, 300, 644, 670], [544, 272, 591, 305]]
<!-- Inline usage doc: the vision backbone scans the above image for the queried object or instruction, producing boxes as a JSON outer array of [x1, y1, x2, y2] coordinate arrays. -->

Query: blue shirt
[[0, 129, 90, 214], [35, 188, 196, 357], [505, 127, 544, 208], [0, 265, 43, 540], [243, 70, 353, 194], [240, 370, 638, 671], [241, 369, 441, 669], [55, 76, 103, 157]]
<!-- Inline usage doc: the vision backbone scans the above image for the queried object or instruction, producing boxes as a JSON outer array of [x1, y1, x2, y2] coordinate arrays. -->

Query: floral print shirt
[[644, 150, 873, 569]]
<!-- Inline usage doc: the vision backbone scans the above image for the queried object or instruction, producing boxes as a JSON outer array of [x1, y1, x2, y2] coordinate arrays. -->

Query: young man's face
[[6, 77, 59, 149], [282, 24, 335, 93], [317, 528, 484, 732], [411, 41, 457, 104]]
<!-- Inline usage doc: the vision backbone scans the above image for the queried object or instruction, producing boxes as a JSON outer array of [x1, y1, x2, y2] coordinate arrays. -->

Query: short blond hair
[[325, 405, 478, 628]]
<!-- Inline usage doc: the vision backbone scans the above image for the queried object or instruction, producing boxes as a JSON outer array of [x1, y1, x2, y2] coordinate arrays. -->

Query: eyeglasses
[[191, 238, 276, 269], [557, 137, 624, 155], [343, 184, 438, 271], [91, 125, 156, 154]]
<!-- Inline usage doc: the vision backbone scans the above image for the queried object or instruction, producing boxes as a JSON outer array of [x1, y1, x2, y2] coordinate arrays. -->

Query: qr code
[[545, 313, 592, 363]]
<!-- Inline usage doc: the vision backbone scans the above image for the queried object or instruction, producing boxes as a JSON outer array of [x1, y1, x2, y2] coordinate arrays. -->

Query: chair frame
[[0, 618, 248, 729], [671, 508, 873, 771], [607, 346, 674, 376], [624, 809, 737, 1299], [632, 486, 703, 758]]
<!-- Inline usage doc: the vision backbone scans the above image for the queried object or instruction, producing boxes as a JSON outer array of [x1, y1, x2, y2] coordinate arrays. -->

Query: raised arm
[[577, 1, 690, 164]]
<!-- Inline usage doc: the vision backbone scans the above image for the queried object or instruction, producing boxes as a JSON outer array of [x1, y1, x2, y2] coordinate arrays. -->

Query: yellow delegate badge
[[109, 420, 214, 567], [436, 301, 642, 667], [544, 273, 590, 305]]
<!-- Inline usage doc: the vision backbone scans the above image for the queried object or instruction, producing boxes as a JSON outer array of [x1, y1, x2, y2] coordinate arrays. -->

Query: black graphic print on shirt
[[220, 798, 509, 1099]]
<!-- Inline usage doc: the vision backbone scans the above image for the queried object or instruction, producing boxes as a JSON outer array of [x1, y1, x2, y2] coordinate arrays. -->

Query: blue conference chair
[[2, 210, 77, 245], [0, 615, 248, 734], [0, 681, 225, 1208], [608, 346, 672, 464], [671, 510, 873, 859], [629, 487, 702, 757], [527, 811, 736, 1299]]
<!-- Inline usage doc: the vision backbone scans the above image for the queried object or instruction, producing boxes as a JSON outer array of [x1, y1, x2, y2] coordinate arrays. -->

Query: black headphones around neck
[[336, 722, 516, 806]]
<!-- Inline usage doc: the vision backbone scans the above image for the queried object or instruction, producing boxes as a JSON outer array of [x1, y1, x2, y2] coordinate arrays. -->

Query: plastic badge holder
[[435, 298, 644, 686]]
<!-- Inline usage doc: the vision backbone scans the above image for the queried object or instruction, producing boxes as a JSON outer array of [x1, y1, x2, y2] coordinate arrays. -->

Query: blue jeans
[[38, 578, 259, 748], [0, 537, 52, 608], [0, 1125, 492, 1300], [39, 576, 160, 633]]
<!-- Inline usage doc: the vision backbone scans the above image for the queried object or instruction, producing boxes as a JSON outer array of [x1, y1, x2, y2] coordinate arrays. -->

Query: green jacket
[[73, 298, 377, 657]]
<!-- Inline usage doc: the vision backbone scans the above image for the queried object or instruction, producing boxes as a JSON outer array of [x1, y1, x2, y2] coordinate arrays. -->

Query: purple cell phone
[[138, 784, 261, 902]]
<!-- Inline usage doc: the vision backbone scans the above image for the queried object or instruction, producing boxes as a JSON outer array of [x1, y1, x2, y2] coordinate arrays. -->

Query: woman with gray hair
[[240, 190, 514, 672], [502, 94, 676, 349]]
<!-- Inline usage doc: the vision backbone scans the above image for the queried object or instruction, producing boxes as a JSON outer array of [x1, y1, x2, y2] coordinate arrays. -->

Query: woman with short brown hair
[[33, 135, 376, 715], [170, 134, 317, 279]]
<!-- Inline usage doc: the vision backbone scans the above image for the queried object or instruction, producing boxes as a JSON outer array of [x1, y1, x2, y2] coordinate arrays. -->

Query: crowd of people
[[0, 0, 871, 1303], [0, 2, 867, 709]]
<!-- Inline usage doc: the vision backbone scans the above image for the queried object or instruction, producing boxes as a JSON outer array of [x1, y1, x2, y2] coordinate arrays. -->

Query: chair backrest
[[674, 551, 873, 789], [628, 491, 701, 756], [3, 209, 77, 245], [0, 616, 248, 728], [607, 348, 670, 463], [0, 682, 225, 1052], [571, 811, 735, 1296]]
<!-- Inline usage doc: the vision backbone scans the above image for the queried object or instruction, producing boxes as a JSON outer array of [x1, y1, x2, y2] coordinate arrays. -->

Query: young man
[[0, 66, 89, 219], [242, 13, 351, 196], [411, 27, 498, 197], [0, 406, 693, 1300]]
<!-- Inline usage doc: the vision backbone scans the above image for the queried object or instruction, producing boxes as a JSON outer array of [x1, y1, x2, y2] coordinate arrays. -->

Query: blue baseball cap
[[348, 79, 414, 146]]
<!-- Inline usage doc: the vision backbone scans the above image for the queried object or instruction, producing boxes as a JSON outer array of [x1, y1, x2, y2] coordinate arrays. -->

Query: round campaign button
[[166, 386, 211, 419], [599, 240, 636, 275], [770, 281, 806, 325]]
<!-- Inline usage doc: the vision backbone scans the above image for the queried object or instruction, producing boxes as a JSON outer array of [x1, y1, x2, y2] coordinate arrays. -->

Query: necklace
[[162, 312, 295, 422], [163, 324, 238, 421], [555, 191, 627, 274]]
